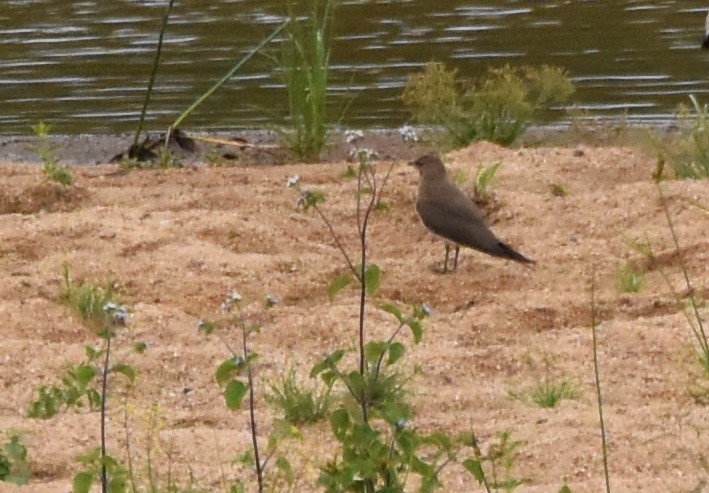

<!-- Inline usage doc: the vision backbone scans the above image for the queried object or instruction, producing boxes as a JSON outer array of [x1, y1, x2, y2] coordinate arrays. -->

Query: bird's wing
[[417, 184, 499, 249]]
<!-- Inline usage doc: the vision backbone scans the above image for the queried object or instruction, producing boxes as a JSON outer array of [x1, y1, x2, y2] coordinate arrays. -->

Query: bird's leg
[[443, 243, 450, 274], [452, 245, 460, 271]]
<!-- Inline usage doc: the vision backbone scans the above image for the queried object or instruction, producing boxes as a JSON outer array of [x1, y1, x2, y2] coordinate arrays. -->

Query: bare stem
[[100, 333, 112, 493], [239, 315, 263, 493], [591, 272, 612, 493], [133, 0, 175, 148]]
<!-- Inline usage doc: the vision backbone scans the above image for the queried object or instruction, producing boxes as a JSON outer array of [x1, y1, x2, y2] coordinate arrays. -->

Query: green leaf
[[224, 380, 248, 410], [310, 349, 345, 378], [379, 303, 403, 322], [235, 450, 254, 467], [364, 264, 381, 296], [407, 319, 423, 344], [474, 161, 501, 195], [330, 409, 350, 440], [108, 476, 127, 493], [275, 457, 295, 484], [364, 341, 387, 364], [215, 357, 242, 387], [72, 471, 93, 493], [462, 458, 486, 484], [74, 364, 98, 387], [387, 342, 405, 365], [301, 190, 325, 211], [328, 274, 352, 301], [110, 363, 136, 383], [558, 486, 572, 493]]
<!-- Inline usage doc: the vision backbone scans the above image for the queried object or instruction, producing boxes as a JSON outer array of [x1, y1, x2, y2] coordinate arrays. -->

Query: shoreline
[[0, 122, 678, 166]]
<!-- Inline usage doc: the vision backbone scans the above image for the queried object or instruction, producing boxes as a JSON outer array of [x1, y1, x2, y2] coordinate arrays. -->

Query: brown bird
[[410, 154, 535, 273]]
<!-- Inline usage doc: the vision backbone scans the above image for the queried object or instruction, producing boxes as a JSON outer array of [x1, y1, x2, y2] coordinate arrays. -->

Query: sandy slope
[[0, 141, 707, 492]]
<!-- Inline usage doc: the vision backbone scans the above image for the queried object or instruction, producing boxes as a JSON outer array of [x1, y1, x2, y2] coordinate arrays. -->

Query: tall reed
[[281, 0, 336, 161]]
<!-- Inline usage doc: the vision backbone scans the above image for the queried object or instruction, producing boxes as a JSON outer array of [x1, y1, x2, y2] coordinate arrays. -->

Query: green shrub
[[658, 95, 709, 179], [32, 121, 73, 186], [402, 62, 574, 147]]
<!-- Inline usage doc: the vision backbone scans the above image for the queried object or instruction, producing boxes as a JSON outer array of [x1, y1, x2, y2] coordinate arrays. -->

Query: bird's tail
[[494, 241, 536, 265]]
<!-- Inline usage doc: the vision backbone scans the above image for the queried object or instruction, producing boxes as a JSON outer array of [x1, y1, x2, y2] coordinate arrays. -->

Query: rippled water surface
[[1, 0, 708, 134]]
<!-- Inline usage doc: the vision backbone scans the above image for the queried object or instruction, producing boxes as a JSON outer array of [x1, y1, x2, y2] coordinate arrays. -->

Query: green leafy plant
[[474, 161, 502, 199], [402, 62, 574, 147], [616, 263, 645, 294], [656, 95, 709, 179], [484, 431, 528, 492], [266, 368, 334, 425], [293, 149, 484, 492], [0, 431, 31, 485], [27, 265, 141, 493], [32, 121, 73, 186], [281, 0, 335, 161], [200, 293, 299, 493]]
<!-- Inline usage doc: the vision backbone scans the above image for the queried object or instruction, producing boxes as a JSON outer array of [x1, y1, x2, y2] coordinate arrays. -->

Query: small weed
[[656, 186, 709, 397], [474, 161, 501, 199], [451, 167, 468, 186], [32, 121, 73, 186], [486, 430, 528, 492], [529, 378, 580, 408], [616, 264, 645, 294], [511, 356, 580, 408], [266, 368, 333, 425], [656, 95, 709, 179], [624, 233, 656, 263], [60, 263, 118, 333], [402, 62, 574, 148], [550, 182, 568, 197], [0, 431, 31, 485]]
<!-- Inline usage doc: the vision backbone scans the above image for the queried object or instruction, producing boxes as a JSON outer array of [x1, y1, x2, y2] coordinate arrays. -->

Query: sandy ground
[[0, 141, 707, 493]]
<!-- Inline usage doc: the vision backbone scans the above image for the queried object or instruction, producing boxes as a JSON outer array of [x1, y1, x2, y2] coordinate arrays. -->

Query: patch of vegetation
[[200, 293, 301, 493], [550, 182, 568, 197], [616, 263, 645, 294], [32, 121, 73, 186], [281, 0, 335, 161], [27, 265, 145, 492], [0, 431, 31, 485], [401, 62, 574, 148], [474, 161, 502, 200], [266, 368, 334, 425], [529, 378, 581, 409], [483, 430, 529, 492], [656, 95, 709, 179], [510, 356, 581, 409]]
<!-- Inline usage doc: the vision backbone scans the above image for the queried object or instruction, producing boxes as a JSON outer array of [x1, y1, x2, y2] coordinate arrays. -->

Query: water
[[1, 0, 708, 134]]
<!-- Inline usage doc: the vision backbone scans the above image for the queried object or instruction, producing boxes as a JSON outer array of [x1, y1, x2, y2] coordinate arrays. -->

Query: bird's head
[[409, 154, 447, 179]]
